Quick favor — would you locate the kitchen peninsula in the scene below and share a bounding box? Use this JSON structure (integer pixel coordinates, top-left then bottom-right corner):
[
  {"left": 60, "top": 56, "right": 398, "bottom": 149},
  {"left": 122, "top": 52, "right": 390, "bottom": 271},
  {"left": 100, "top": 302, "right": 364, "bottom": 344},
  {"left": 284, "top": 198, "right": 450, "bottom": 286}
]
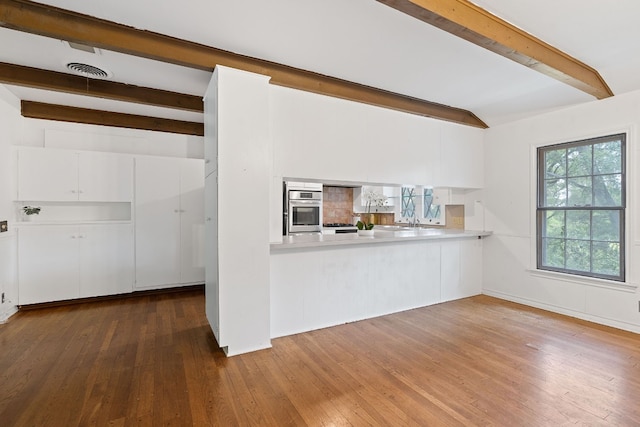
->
[
  {"left": 271, "top": 228, "right": 489, "bottom": 338},
  {"left": 204, "top": 66, "right": 486, "bottom": 356}
]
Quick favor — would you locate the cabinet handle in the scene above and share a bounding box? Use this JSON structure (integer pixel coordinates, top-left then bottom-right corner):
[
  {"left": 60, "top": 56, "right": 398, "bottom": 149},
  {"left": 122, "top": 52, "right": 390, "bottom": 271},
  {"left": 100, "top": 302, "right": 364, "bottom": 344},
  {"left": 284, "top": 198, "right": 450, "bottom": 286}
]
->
[
  {"left": 78, "top": 235, "right": 85, "bottom": 239},
  {"left": 78, "top": 190, "right": 84, "bottom": 194},
  {"left": 71, "top": 235, "right": 76, "bottom": 239},
  {"left": 174, "top": 209, "right": 179, "bottom": 213},
  {"left": 71, "top": 190, "right": 77, "bottom": 194},
  {"left": 205, "top": 159, "right": 211, "bottom": 164}
]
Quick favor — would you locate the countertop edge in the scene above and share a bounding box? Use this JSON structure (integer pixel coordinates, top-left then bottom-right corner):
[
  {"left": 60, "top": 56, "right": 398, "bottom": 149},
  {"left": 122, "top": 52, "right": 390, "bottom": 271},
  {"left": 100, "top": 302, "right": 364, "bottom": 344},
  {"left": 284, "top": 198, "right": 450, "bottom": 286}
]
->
[{"left": 270, "top": 230, "right": 492, "bottom": 250}]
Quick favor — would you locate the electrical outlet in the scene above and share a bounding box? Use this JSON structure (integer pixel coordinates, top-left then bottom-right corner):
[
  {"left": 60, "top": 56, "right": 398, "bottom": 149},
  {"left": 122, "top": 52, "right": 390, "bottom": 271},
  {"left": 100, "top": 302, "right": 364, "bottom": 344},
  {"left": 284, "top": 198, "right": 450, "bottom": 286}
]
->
[{"left": 0, "top": 220, "right": 7, "bottom": 233}]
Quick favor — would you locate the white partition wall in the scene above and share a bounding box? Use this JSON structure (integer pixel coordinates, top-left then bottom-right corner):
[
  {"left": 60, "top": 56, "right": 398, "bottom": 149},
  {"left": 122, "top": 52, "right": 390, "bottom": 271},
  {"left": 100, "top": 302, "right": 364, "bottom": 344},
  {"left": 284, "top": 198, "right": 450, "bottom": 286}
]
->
[
  {"left": 204, "top": 67, "right": 272, "bottom": 356},
  {"left": 268, "top": 85, "right": 484, "bottom": 241}
]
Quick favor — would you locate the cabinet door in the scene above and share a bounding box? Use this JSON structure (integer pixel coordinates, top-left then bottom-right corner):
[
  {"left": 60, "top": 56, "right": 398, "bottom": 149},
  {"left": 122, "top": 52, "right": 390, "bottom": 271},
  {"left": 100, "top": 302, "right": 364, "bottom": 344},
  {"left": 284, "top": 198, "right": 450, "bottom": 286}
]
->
[
  {"left": 204, "top": 173, "right": 219, "bottom": 338},
  {"left": 179, "top": 159, "right": 205, "bottom": 284},
  {"left": 134, "top": 156, "right": 181, "bottom": 289},
  {"left": 440, "top": 239, "right": 482, "bottom": 302},
  {"left": 18, "top": 226, "right": 79, "bottom": 304},
  {"left": 438, "top": 126, "right": 484, "bottom": 189},
  {"left": 79, "top": 224, "right": 134, "bottom": 298},
  {"left": 204, "top": 77, "right": 218, "bottom": 179},
  {"left": 17, "top": 149, "right": 78, "bottom": 201},
  {"left": 440, "top": 240, "right": 461, "bottom": 303},
  {"left": 459, "top": 238, "right": 483, "bottom": 298},
  {"left": 79, "top": 152, "right": 133, "bottom": 202}
]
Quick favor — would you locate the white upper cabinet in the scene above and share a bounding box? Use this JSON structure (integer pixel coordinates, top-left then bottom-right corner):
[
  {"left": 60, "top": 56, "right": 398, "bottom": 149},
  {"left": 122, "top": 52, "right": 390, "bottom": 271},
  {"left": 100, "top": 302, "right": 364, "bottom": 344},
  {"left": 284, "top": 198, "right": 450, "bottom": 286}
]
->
[
  {"left": 17, "top": 148, "right": 133, "bottom": 202},
  {"left": 437, "top": 125, "right": 484, "bottom": 189},
  {"left": 78, "top": 151, "right": 133, "bottom": 202},
  {"left": 17, "top": 148, "right": 78, "bottom": 201}
]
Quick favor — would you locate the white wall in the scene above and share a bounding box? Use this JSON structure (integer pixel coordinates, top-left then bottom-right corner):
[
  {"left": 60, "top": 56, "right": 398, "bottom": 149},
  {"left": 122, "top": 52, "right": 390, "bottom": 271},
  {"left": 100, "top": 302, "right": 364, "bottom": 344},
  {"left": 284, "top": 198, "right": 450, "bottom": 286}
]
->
[
  {"left": 268, "top": 85, "right": 485, "bottom": 241},
  {"left": 0, "top": 86, "right": 21, "bottom": 321},
  {"left": 270, "top": 85, "right": 483, "bottom": 188},
  {"left": 16, "top": 119, "right": 204, "bottom": 159},
  {"left": 483, "top": 89, "right": 640, "bottom": 332}
]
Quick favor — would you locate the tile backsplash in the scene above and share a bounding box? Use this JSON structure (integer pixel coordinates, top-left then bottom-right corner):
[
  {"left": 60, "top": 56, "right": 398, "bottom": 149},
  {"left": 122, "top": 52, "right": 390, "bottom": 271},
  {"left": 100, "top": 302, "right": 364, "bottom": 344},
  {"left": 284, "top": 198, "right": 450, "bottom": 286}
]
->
[{"left": 323, "top": 186, "right": 354, "bottom": 224}]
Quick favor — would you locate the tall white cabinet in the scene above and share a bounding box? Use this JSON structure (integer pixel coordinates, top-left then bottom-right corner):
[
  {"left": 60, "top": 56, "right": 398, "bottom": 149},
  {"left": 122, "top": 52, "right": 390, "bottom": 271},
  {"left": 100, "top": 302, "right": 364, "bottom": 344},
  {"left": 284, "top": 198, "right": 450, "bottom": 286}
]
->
[
  {"left": 15, "top": 147, "right": 135, "bottom": 305},
  {"left": 134, "top": 156, "right": 204, "bottom": 290},
  {"left": 15, "top": 147, "right": 205, "bottom": 306},
  {"left": 204, "top": 66, "right": 272, "bottom": 356}
]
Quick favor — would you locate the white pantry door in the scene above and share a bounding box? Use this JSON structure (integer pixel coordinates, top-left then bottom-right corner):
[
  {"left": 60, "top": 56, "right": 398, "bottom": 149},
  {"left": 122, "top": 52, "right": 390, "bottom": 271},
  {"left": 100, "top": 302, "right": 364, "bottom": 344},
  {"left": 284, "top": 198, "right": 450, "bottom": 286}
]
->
[
  {"left": 179, "top": 158, "right": 205, "bottom": 284},
  {"left": 134, "top": 156, "right": 181, "bottom": 289}
]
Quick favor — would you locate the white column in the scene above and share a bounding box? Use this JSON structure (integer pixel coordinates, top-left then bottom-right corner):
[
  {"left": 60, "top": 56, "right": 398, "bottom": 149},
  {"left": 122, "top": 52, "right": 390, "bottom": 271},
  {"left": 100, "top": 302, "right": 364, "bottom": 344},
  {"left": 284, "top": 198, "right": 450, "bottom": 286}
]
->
[{"left": 205, "top": 66, "right": 272, "bottom": 356}]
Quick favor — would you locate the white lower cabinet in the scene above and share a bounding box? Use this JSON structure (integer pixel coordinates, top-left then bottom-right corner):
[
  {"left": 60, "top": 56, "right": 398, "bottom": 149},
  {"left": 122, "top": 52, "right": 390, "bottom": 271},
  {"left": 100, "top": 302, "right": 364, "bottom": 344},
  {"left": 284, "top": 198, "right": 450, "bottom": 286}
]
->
[
  {"left": 78, "top": 225, "right": 134, "bottom": 298},
  {"left": 18, "top": 224, "right": 133, "bottom": 305}
]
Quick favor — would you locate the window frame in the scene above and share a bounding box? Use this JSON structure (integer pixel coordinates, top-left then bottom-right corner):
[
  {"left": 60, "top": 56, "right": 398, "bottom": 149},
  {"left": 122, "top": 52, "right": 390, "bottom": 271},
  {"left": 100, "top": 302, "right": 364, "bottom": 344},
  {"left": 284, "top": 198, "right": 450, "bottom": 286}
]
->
[
  {"left": 400, "top": 186, "right": 416, "bottom": 219},
  {"left": 536, "top": 133, "right": 626, "bottom": 282}
]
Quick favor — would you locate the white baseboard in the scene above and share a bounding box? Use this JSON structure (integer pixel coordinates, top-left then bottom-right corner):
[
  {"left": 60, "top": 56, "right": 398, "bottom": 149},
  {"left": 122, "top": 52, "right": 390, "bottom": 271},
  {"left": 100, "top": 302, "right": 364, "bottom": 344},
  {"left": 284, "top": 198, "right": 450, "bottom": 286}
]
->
[
  {"left": 0, "top": 305, "right": 19, "bottom": 324},
  {"left": 483, "top": 289, "right": 640, "bottom": 335}
]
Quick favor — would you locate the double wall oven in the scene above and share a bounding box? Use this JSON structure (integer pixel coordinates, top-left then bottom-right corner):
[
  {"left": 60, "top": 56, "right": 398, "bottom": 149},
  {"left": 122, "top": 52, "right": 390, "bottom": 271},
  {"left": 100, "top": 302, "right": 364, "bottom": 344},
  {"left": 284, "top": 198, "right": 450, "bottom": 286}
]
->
[{"left": 284, "top": 182, "right": 323, "bottom": 235}]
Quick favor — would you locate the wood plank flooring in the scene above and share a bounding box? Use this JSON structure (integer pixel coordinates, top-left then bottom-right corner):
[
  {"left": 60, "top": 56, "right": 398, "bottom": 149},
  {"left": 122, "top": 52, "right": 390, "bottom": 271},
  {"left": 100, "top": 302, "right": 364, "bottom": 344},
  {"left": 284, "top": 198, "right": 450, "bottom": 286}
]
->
[{"left": 1, "top": 290, "right": 639, "bottom": 426}]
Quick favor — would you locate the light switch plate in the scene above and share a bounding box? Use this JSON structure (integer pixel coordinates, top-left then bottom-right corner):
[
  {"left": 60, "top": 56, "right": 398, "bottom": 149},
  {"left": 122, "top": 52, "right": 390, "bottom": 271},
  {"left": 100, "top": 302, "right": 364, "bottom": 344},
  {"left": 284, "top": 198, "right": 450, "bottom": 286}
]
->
[{"left": 0, "top": 221, "right": 7, "bottom": 233}]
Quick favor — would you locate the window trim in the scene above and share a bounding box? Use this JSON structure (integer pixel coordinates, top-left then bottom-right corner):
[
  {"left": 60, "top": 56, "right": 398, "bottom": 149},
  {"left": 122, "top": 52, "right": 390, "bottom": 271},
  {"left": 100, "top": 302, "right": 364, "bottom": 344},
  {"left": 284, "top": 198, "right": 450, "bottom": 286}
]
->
[{"left": 536, "top": 133, "right": 626, "bottom": 282}]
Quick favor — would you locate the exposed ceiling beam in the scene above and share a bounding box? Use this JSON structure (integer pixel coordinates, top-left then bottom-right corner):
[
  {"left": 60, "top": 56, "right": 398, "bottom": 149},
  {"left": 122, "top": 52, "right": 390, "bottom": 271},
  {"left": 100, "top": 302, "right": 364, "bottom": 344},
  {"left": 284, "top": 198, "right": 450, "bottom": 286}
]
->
[
  {"left": 0, "top": 62, "right": 203, "bottom": 112},
  {"left": 21, "top": 101, "right": 204, "bottom": 136},
  {"left": 377, "top": 0, "right": 613, "bottom": 99},
  {"left": 0, "top": 0, "right": 487, "bottom": 128}
]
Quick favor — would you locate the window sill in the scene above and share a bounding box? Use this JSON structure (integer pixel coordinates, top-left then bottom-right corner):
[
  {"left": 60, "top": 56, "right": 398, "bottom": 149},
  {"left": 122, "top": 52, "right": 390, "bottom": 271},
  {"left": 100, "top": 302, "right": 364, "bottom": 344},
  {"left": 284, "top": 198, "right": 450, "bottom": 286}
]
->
[{"left": 528, "top": 269, "right": 637, "bottom": 293}]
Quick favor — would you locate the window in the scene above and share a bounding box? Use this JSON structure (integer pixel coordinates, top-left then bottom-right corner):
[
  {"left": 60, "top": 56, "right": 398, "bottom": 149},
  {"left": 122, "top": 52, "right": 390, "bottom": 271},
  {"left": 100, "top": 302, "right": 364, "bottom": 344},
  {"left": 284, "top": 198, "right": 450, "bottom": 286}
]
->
[
  {"left": 537, "top": 134, "right": 625, "bottom": 281},
  {"left": 423, "top": 187, "right": 441, "bottom": 220},
  {"left": 401, "top": 187, "right": 416, "bottom": 218}
]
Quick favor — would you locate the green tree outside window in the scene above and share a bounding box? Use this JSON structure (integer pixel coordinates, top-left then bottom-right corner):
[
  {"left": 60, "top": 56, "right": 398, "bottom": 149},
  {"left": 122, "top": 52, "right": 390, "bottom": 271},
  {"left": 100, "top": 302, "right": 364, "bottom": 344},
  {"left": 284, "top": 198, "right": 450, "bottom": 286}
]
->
[{"left": 537, "top": 134, "right": 625, "bottom": 281}]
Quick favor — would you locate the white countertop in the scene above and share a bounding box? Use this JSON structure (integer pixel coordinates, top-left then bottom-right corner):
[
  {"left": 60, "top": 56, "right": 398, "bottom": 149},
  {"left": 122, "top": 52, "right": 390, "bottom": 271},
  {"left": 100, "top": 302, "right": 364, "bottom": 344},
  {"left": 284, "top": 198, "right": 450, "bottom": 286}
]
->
[{"left": 271, "top": 228, "right": 491, "bottom": 250}]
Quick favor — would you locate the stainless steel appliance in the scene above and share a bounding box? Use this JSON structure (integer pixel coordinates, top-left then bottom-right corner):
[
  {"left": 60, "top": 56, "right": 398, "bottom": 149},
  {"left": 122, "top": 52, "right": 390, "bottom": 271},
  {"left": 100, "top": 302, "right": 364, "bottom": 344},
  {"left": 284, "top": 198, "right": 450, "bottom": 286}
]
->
[
  {"left": 285, "top": 186, "right": 323, "bottom": 234},
  {"left": 323, "top": 223, "right": 358, "bottom": 233}
]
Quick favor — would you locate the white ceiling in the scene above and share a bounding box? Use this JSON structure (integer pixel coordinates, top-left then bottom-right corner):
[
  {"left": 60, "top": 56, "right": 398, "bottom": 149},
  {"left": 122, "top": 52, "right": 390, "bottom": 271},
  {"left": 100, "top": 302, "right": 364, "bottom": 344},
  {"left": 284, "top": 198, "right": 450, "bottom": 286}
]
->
[{"left": 2, "top": 0, "right": 640, "bottom": 127}]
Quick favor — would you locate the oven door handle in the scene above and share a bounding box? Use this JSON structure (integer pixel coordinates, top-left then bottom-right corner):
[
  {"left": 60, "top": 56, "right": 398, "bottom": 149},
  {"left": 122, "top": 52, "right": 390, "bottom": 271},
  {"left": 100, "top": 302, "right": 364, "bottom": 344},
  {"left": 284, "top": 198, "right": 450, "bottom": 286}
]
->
[{"left": 289, "top": 200, "right": 321, "bottom": 206}]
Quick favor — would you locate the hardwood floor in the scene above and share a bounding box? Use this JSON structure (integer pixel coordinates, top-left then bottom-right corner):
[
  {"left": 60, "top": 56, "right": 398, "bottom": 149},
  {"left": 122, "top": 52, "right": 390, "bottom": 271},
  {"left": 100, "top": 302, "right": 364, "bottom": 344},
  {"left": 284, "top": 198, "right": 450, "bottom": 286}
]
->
[{"left": 1, "top": 290, "right": 639, "bottom": 426}]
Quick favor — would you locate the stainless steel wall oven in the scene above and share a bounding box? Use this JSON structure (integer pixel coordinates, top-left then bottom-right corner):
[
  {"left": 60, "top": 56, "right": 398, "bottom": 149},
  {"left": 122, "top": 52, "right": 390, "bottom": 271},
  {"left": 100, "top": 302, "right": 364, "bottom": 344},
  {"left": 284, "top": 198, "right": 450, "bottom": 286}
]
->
[{"left": 284, "top": 182, "right": 323, "bottom": 234}]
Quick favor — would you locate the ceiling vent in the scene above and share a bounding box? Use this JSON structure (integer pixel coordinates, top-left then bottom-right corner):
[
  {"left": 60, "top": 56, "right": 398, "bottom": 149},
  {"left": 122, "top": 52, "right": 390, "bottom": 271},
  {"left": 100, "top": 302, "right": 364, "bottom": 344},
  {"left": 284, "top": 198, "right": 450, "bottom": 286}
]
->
[
  {"left": 66, "top": 62, "right": 110, "bottom": 79},
  {"left": 67, "top": 42, "right": 97, "bottom": 54}
]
